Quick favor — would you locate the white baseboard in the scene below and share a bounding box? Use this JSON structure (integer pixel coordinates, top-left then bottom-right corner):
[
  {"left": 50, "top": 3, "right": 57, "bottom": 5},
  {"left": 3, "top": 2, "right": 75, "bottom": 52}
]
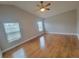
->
[
  {"left": 2, "top": 33, "right": 44, "bottom": 53},
  {"left": 47, "top": 32, "right": 77, "bottom": 36},
  {"left": 47, "top": 32, "right": 79, "bottom": 39}
]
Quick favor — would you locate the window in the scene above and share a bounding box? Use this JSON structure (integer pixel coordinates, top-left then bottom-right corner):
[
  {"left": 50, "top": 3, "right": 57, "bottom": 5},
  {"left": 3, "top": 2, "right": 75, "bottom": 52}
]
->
[
  {"left": 3, "top": 23, "right": 21, "bottom": 43},
  {"left": 37, "top": 21, "right": 43, "bottom": 31}
]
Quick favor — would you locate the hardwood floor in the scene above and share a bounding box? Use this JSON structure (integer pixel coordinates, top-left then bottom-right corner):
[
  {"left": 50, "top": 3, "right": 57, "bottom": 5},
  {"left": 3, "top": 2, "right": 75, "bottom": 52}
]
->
[{"left": 3, "top": 33, "right": 79, "bottom": 58}]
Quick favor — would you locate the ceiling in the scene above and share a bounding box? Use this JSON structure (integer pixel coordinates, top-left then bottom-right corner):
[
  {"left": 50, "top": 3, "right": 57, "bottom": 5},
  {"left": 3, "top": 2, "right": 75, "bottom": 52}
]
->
[{"left": 0, "top": 1, "right": 79, "bottom": 18}]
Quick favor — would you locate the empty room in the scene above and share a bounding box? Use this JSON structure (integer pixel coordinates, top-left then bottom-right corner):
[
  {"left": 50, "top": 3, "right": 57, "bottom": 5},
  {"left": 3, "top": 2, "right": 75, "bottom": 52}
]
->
[{"left": 0, "top": 1, "right": 79, "bottom": 58}]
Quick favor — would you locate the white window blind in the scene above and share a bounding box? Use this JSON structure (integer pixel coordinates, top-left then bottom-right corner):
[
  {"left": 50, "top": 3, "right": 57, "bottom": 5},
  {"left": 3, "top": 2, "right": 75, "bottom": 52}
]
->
[{"left": 3, "top": 23, "right": 21, "bottom": 43}]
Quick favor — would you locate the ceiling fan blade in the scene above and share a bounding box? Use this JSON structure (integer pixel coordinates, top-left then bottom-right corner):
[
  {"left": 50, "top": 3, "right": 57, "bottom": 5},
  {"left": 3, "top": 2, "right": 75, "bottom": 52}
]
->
[
  {"left": 40, "top": 1, "right": 44, "bottom": 7},
  {"left": 46, "top": 8, "right": 50, "bottom": 10},
  {"left": 45, "top": 3, "right": 51, "bottom": 7},
  {"left": 40, "top": 1, "right": 43, "bottom": 4}
]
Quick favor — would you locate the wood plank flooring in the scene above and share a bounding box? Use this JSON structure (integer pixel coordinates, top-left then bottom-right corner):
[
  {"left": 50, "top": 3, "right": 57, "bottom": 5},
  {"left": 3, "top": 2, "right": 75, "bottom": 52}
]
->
[{"left": 3, "top": 33, "right": 79, "bottom": 58}]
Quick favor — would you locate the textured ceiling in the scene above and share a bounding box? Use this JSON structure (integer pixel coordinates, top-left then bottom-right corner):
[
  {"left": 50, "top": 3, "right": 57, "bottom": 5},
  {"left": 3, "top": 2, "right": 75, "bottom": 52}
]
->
[{"left": 0, "top": 1, "right": 79, "bottom": 18}]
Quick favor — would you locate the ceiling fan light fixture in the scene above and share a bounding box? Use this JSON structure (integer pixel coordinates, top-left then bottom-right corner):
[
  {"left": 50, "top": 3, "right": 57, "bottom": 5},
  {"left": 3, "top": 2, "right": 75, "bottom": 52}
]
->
[
  {"left": 40, "top": 8, "right": 45, "bottom": 12},
  {"left": 37, "top": 1, "right": 51, "bottom": 12}
]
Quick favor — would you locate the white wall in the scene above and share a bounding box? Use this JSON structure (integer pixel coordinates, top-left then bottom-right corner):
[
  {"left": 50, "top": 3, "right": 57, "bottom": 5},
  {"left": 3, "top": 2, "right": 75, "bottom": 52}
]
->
[
  {"left": 0, "top": 5, "right": 43, "bottom": 51},
  {"left": 45, "top": 10, "right": 77, "bottom": 34},
  {"left": 77, "top": 4, "right": 79, "bottom": 38}
]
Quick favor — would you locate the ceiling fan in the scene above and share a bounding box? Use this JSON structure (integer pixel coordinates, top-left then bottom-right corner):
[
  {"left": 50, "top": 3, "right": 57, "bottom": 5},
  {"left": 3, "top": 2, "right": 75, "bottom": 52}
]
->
[{"left": 37, "top": 1, "right": 51, "bottom": 12}]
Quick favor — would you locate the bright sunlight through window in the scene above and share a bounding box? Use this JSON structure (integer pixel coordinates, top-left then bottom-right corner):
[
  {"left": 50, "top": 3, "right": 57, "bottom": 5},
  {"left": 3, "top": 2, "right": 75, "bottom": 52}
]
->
[
  {"left": 37, "top": 21, "right": 43, "bottom": 32},
  {"left": 39, "top": 36, "right": 45, "bottom": 49},
  {"left": 3, "top": 23, "right": 21, "bottom": 43}
]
